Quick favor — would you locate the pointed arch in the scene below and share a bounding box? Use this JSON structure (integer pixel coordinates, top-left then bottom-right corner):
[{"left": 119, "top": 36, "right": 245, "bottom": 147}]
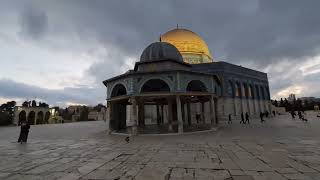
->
[
  {"left": 186, "top": 80, "right": 207, "bottom": 92},
  {"left": 111, "top": 84, "right": 127, "bottom": 97},
  {"left": 141, "top": 79, "right": 170, "bottom": 92}
]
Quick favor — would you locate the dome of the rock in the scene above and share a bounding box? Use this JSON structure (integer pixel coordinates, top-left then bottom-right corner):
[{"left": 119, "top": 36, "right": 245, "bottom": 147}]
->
[{"left": 161, "top": 28, "right": 213, "bottom": 64}]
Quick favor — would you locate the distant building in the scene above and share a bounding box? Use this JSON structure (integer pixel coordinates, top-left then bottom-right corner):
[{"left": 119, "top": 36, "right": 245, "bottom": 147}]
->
[
  {"left": 67, "top": 105, "right": 86, "bottom": 121},
  {"left": 298, "top": 97, "right": 320, "bottom": 103},
  {"left": 288, "top": 94, "right": 296, "bottom": 102},
  {"left": 88, "top": 108, "right": 107, "bottom": 121},
  {"left": 13, "top": 106, "right": 58, "bottom": 125},
  {"left": 67, "top": 105, "right": 107, "bottom": 122}
]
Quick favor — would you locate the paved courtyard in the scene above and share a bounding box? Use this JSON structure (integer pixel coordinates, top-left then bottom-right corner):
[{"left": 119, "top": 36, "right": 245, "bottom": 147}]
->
[{"left": 1, "top": 113, "right": 320, "bottom": 180}]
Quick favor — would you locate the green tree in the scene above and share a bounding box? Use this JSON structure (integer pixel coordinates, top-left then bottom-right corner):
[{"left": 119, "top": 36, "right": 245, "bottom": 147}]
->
[
  {"left": 31, "top": 100, "right": 37, "bottom": 107},
  {"left": 22, "top": 101, "right": 29, "bottom": 107},
  {"left": 0, "top": 101, "right": 16, "bottom": 125}
]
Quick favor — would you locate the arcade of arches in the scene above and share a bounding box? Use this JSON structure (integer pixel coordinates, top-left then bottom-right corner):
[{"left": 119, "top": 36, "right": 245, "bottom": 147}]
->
[
  {"left": 108, "top": 79, "right": 218, "bottom": 134},
  {"left": 15, "top": 107, "right": 51, "bottom": 125}
]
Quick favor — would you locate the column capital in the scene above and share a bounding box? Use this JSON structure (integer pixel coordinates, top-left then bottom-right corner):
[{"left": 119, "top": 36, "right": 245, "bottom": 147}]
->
[{"left": 128, "top": 97, "right": 137, "bottom": 104}]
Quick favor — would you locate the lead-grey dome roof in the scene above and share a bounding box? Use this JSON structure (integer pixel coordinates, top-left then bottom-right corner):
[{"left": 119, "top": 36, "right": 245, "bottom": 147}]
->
[{"left": 140, "top": 42, "right": 183, "bottom": 62}]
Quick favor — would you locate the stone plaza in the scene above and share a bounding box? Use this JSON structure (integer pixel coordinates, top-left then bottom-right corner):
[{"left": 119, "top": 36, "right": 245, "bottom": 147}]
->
[{"left": 0, "top": 113, "right": 320, "bottom": 180}]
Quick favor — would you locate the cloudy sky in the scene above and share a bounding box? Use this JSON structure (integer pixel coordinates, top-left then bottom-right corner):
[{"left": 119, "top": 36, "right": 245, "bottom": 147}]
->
[{"left": 0, "top": 0, "right": 320, "bottom": 107}]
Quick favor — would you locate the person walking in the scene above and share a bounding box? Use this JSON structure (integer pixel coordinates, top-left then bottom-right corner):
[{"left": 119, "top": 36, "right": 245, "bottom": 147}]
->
[
  {"left": 228, "top": 114, "right": 232, "bottom": 124},
  {"left": 245, "top": 112, "right": 250, "bottom": 124},
  {"left": 290, "top": 111, "right": 296, "bottom": 119},
  {"left": 21, "top": 122, "right": 30, "bottom": 143},
  {"left": 240, "top": 112, "right": 245, "bottom": 124},
  {"left": 298, "top": 111, "right": 302, "bottom": 120},
  {"left": 196, "top": 113, "right": 200, "bottom": 124},
  {"left": 17, "top": 121, "right": 26, "bottom": 143},
  {"left": 260, "top": 112, "right": 265, "bottom": 123}
]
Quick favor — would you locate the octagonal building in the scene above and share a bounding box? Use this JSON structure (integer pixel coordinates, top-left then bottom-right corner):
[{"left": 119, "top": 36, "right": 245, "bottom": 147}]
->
[{"left": 103, "top": 28, "right": 271, "bottom": 135}]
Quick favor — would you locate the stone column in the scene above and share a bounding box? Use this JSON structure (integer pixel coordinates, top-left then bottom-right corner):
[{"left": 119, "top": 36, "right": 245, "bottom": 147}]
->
[
  {"left": 156, "top": 105, "right": 160, "bottom": 125},
  {"left": 252, "top": 97, "right": 256, "bottom": 115},
  {"left": 210, "top": 95, "right": 216, "bottom": 127},
  {"left": 138, "top": 98, "right": 145, "bottom": 127},
  {"left": 201, "top": 101, "right": 205, "bottom": 124},
  {"left": 176, "top": 95, "right": 183, "bottom": 134},
  {"left": 214, "top": 97, "right": 218, "bottom": 126},
  {"left": 168, "top": 98, "right": 173, "bottom": 132},
  {"left": 129, "top": 98, "right": 138, "bottom": 135},
  {"left": 161, "top": 105, "right": 164, "bottom": 124},
  {"left": 187, "top": 102, "right": 191, "bottom": 126},
  {"left": 34, "top": 113, "right": 38, "bottom": 125},
  {"left": 181, "top": 102, "right": 185, "bottom": 123},
  {"left": 106, "top": 101, "right": 112, "bottom": 132}
]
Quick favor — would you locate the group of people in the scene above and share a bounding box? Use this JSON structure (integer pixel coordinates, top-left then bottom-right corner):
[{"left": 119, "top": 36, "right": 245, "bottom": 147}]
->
[
  {"left": 17, "top": 121, "right": 31, "bottom": 144},
  {"left": 290, "top": 110, "right": 308, "bottom": 122},
  {"left": 228, "top": 110, "right": 272, "bottom": 124}
]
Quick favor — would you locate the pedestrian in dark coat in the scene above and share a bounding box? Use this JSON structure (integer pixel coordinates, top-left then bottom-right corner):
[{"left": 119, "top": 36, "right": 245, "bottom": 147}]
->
[
  {"left": 260, "top": 112, "right": 265, "bottom": 123},
  {"left": 240, "top": 113, "right": 245, "bottom": 124},
  {"left": 298, "top": 111, "right": 302, "bottom": 119},
  {"left": 17, "top": 121, "right": 26, "bottom": 143},
  {"left": 18, "top": 122, "right": 30, "bottom": 144},
  {"left": 228, "top": 114, "right": 232, "bottom": 124},
  {"left": 245, "top": 112, "right": 250, "bottom": 124}
]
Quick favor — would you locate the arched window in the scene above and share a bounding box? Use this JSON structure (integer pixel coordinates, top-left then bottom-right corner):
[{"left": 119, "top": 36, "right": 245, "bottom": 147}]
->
[
  {"left": 235, "top": 82, "right": 241, "bottom": 97},
  {"left": 227, "top": 81, "right": 234, "bottom": 97},
  {"left": 28, "top": 111, "right": 35, "bottom": 125},
  {"left": 255, "top": 85, "right": 260, "bottom": 99},
  {"left": 45, "top": 112, "right": 50, "bottom": 124},
  {"left": 18, "top": 111, "right": 27, "bottom": 124},
  {"left": 37, "top": 111, "right": 44, "bottom": 124},
  {"left": 186, "top": 80, "right": 207, "bottom": 92},
  {"left": 111, "top": 84, "right": 127, "bottom": 97},
  {"left": 260, "top": 86, "right": 265, "bottom": 100},
  {"left": 141, "top": 79, "right": 170, "bottom": 92},
  {"left": 243, "top": 83, "right": 249, "bottom": 98}
]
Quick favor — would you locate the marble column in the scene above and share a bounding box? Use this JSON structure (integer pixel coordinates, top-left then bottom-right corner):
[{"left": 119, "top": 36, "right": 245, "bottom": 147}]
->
[
  {"left": 201, "top": 101, "right": 205, "bottom": 124},
  {"left": 106, "top": 101, "right": 112, "bottom": 133},
  {"left": 176, "top": 95, "right": 183, "bottom": 134},
  {"left": 168, "top": 98, "right": 173, "bottom": 132},
  {"left": 129, "top": 97, "right": 138, "bottom": 135},
  {"left": 161, "top": 105, "right": 164, "bottom": 124},
  {"left": 138, "top": 98, "right": 145, "bottom": 127},
  {"left": 156, "top": 105, "right": 160, "bottom": 125},
  {"left": 34, "top": 113, "right": 38, "bottom": 125},
  {"left": 210, "top": 95, "right": 216, "bottom": 127},
  {"left": 187, "top": 102, "right": 191, "bottom": 126},
  {"left": 213, "top": 97, "right": 218, "bottom": 126}
]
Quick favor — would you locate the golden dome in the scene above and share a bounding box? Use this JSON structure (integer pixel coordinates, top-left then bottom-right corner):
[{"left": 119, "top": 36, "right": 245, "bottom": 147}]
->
[{"left": 161, "top": 28, "right": 213, "bottom": 64}]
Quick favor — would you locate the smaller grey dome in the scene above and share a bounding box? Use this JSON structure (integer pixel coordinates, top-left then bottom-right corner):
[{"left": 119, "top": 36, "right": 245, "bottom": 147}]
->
[{"left": 140, "top": 42, "right": 183, "bottom": 62}]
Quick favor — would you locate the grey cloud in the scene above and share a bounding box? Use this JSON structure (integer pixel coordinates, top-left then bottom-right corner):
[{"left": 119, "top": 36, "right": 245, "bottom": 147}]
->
[
  {"left": 0, "top": 79, "right": 105, "bottom": 106},
  {"left": 6, "top": 0, "right": 320, "bottom": 64},
  {"left": 1, "top": 0, "right": 320, "bottom": 103},
  {"left": 62, "top": 0, "right": 320, "bottom": 66},
  {"left": 19, "top": 3, "right": 48, "bottom": 40}
]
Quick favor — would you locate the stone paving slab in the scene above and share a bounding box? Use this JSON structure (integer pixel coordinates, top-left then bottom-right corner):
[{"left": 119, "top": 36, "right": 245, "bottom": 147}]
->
[{"left": 0, "top": 114, "right": 320, "bottom": 179}]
